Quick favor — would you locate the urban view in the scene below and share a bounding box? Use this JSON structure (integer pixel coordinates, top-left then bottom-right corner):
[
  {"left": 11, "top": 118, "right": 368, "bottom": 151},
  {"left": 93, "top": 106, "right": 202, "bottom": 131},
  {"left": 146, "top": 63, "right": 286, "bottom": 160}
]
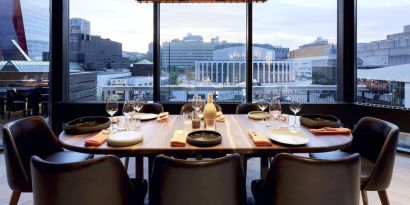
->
[{"left": 1, "top": 0, "right": 410, "bottom": 115}]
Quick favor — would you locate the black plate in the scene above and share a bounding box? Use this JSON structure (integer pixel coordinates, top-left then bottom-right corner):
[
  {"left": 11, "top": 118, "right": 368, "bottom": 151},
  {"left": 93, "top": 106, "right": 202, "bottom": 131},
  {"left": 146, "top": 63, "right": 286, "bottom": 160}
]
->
[
  {"left": 299, "top": 114, "right": 342, "bottom": 128},
  {"left": 187, "top": 130, "right": 222, "bottom": 147},
  {"left": 64, "top": 116, "right": 111, "bottom": 135}
]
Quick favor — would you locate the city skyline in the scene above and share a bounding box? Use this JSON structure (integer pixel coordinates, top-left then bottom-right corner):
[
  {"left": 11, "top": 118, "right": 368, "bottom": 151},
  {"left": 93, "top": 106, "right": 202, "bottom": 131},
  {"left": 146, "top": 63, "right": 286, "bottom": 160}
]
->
[{"left": 69, "top": 0, "right": 410, "bottom": 53}]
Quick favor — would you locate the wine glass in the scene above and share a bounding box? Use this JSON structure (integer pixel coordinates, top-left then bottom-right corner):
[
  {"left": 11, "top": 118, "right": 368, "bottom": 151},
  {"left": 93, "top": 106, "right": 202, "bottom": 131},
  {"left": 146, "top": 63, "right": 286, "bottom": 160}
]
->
[
  {"left": 106, "top": 98, "right": 118, "bottom": 131},
  {"left": 290, "top": 101, "right": 302, "bottom": 127},
  {"left": 270, "top": 100, "right": 282, "bottom": 129},
  {"left": 192, "top": 95, "right": 201, "bottom": 112},
  {"left": 257, "top": 96, "right": 269, "bottom": 124},
  {"left": 123, "top": 100, "right": 135, "bottom": 130},
  {"left": 133, "top": 95, "right": 144, "bottom": 114}
]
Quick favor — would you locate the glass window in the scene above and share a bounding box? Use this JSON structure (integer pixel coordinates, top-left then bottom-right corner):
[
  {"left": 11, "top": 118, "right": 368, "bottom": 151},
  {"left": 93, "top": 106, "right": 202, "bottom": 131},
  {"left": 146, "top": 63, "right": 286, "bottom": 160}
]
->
[
  {"left": 253, "top": 0, "right": 338, "bottom": 103},
  {"left": 160, "top": 4, "right": 247, "bottom": 103},
  {"left": 357, "top": 0, "right": 410, "bottom": 151},
  {"left": 0, "top": 0, "right": 50, "bottom": 148},
  {"left": 69, "top": 0, "right": 153, "bottom": 102}
]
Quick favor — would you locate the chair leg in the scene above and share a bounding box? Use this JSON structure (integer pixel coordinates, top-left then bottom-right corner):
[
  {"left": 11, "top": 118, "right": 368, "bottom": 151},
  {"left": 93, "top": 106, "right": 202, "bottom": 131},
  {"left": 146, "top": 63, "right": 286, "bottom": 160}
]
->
[
  {"left": 378, "top": 190, "right": 390, "bottom": 205},
  {"left": 9, "top": 191, "right": 21, "bottom": 205},
  {"left": 361, "top": 190, "right": 368, "bottom": 205}
]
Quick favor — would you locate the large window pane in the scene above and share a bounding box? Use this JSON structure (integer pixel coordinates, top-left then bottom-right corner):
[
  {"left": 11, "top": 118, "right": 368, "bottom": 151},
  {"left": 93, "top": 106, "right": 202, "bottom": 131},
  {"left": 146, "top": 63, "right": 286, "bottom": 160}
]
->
[
  {"left": 357, "top": 0, "right": 410, "bottom": 151},
  {"left": 160, "top": 4, "right": 246, "bottom": 103},
  {"left": 69, "top": 0, "right": 153, "bottom": 102},
  {"left": 253, "top": 0, "right": 337, "bottom": 103}
]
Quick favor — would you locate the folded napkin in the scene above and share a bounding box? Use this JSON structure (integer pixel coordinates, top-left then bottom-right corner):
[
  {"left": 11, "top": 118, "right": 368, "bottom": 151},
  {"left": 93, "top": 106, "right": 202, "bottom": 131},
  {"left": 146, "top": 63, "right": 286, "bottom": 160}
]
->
[
  {"left": 216, "top": 111, "right": 225, "bottom": 122},
  {"left": 84, "top": 130, "right": 115, "bottom": 146},
  {"left": 310, "top": 127, "right": 351, "bottom": 135},
  {"left": 157, "top": 112, "right": 169, "bottom": 122},
  {"left": 170, "top": 130, "right": 187, "bottom": 147},
  {"left": 248, "top": 129, "right": 273, "bottom": 147}
]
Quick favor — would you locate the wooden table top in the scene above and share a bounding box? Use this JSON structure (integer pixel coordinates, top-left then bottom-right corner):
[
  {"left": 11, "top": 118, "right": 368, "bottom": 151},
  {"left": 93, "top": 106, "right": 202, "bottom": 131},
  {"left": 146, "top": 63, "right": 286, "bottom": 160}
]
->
[{"left": 59, "top": 114, "right": 353, "bottom": 156}]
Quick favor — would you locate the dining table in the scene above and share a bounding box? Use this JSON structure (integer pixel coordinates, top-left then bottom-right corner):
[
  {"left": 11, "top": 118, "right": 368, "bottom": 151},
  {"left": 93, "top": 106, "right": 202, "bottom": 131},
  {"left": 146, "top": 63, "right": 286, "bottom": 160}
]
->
[{"left": 59, "top": 114, "right": 353, "bottom": 179}]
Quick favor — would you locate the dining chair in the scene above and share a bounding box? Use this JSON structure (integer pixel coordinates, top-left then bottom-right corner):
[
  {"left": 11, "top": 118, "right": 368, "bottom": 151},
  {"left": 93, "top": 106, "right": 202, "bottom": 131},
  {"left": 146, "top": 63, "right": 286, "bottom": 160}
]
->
[
  {"left": 236, "top": 103, "right": 260, "bottom": 114},
  {"left": 252, "top": 153, "right": 361, "bottom": 205},
  {"left": 2, "top": 116, "right": 92, "bottom": 205},
  {"left": 310, "top": 117, "right": 399, "bottom": 205},
  {"left": 140, "top": 103, "right": 163, "bottom": 114},
  {"left": 31, "top": 155, "right": 147, "bottom": 205},
  {"left": 180, "top": 103, "right": 222, "bottom": 114},
  {"left": 150, "top": 154, "right": 247, "bottom": 205}
]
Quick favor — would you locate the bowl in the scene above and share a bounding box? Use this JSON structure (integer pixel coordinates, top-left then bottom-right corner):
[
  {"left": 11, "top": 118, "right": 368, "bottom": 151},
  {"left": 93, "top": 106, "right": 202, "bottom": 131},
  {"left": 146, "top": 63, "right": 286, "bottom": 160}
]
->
[
  {"left": 64, "top": 116, "right": 111, "bottom": 135},
  {"left": 299, "top": 114, "right": 342, "bottom": 128}
]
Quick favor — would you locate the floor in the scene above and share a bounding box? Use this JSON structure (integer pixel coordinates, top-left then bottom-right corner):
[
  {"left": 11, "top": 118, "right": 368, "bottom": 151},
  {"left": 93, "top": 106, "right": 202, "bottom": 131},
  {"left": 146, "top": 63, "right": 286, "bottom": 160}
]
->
[{"left": 1, "top": 152, "right": 410, "bottom": 205}]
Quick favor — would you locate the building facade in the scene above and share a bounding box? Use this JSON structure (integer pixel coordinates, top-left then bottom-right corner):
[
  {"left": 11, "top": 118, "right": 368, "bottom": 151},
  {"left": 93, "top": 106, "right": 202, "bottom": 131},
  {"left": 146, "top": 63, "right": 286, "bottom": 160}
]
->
[
  {"left": 290, "top": 37, "right": 334, "bottom": 59},
  {"left": 0, "top": 0, "right": 49, "bottom": 61},
  {"left": 70, "top": 18, "right": 91, "bottom": 35}
]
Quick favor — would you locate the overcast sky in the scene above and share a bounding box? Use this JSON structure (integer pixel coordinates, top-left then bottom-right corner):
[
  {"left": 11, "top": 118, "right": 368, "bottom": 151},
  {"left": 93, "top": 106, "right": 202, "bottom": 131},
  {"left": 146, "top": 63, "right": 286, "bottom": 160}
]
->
[{"left": 70, "top": 0, "right": 410, "bottom": 53}]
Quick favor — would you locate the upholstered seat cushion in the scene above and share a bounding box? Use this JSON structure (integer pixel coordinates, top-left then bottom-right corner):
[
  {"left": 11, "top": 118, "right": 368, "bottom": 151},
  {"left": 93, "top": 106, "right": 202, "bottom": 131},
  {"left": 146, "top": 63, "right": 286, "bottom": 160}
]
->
[
  {"left": 310, "top": 151, "right": 375, "bottom": 186},
  {"left": 42, "top": 151, "right": 92, "bottom": 163}
]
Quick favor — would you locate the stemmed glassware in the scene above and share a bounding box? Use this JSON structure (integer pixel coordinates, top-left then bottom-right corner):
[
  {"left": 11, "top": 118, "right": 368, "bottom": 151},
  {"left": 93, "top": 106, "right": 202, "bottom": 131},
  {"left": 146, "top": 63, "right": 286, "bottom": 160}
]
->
[
  {"left": 122, "top": 100, "right": 135, "bottom": 130},
  {"left": 270, "top": 99, "right": 282, "bottom": 129},
  {"left": 106, "top": 97, "right": 118, "bottom": 131},
  {"left": 290, "top": 101, "right": 302, "bottom": 127},
  {"left": 192, "top": 95, "right": 202, "bottom": 112},
  {"left": 133, "top": 95, "right": 144, "bottom": 114},
  {"left": 257, "top": 95, "right": 269, "bottom": 124}
]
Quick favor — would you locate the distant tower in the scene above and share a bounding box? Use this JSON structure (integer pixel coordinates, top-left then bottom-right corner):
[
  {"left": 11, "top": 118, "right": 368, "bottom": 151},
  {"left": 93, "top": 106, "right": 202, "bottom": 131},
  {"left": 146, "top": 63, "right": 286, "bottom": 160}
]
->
[{"left": 70, "top": 18, "right": 91, "bottom": 35}]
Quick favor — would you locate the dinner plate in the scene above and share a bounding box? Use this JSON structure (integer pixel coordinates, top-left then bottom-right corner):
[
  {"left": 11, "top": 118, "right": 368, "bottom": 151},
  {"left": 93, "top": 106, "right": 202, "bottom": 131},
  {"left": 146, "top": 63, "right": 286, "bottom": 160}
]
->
[
  {"left": 248, "top": 111, "right": 269, "bottom": 120},
  {"left": 267, "top": 128, "right": 309, "bottom": 146},
  {"left": 139, "top": 113, "right": 158, "bottom": 121}
]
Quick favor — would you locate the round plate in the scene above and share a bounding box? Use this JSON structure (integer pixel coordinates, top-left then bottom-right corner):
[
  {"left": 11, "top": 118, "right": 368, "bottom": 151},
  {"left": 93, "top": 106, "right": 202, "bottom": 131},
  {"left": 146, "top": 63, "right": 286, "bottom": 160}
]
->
[
  {"left": 107, "top": 131, "right": 143, "bottom": 147},
  {"left": 139, "top": 113, "right": 158, "bottom": 121},
  {"left": 187, "top": 130, "right": 222, "bottom": 147},
  {"left": 299, "top": 114, "right": 341, "bottom": 128},
  {"left": 248, "top": 111, "right": 269, "bottom": 120},
  {"left": 64, "top": 116, "right": 110, "bottom": 135},
  {"left": 267, "top": 128, "right": 309, "bottom": 146}
]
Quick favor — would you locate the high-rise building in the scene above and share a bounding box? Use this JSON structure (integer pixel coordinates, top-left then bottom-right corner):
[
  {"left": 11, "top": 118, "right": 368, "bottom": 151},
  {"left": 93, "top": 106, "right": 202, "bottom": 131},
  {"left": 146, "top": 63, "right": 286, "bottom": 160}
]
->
[
  {"left": 70, "top": 18, "right": 91, "bottom": 35},
  {"left": 0, "top": 0, "right": 49, "bottom": 61}
]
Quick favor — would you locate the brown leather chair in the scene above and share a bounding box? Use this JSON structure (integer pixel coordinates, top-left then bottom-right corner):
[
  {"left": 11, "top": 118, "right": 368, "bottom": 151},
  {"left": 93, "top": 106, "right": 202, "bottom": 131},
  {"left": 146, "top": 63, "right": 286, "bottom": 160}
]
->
[
  {"left": 31, "top": 155, "right": 147, "bottom": 205},
  {"left": 2, "top": 116, "right": 92, "bottom": 205},
  {"left": 180, "top": 103, "right": 222, "bottom": 114},
  {"left": 236, "top": 103, "right": 260, "bottom": 114},
  {"left": 310, "top": 117, "right": 400, "bottom": 205},
  {"left": 140, "top": 103, "right": 163, "bottom": 114},
  {"left": 150, "top": 154, "right": 247, "bottom": 205},
  {"left": 252, "top": 153, "right": 361, "bottom": 205}
]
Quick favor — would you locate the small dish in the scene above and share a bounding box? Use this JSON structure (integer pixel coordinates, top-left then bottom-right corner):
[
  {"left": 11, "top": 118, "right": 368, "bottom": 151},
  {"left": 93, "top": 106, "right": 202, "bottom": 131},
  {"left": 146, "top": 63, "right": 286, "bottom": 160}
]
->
[
  {"left": 248, "top": 111, "right": 269, "bottom": 120},
  {"left": 64, "top": 116, "right": 110, "bottom": 135},
  {"left": 187, "top": 130, "right": 222, "bottom": 147},
  {"left": 139, "top": 113, "right": 159, "bottom": 121}
]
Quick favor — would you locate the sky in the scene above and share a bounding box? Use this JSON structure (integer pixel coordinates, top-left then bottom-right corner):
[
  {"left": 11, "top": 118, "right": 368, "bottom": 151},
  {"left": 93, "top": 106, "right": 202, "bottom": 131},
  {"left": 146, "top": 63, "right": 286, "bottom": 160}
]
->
[{"left": 69, "top": 0, "right": 410, "bottom": 53}]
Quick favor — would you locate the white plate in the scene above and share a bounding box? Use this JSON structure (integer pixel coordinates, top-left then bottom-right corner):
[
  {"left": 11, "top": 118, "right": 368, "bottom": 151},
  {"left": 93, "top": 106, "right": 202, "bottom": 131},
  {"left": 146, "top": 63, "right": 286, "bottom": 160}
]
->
[
  {"left": 139, "top": 113, "right": 158, "bottom": 121},
  {"left": 107, "top": 131, "right": 143, "bottom": 147},
  {"left": 267, "top": 128, "right": 309, "bottom": 145}
]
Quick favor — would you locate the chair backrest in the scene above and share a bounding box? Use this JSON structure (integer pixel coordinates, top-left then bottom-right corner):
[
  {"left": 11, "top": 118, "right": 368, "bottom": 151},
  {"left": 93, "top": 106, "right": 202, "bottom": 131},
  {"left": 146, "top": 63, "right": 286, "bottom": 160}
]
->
[
  {"left": 150, "top": 154, "right": 247, "bottom": 205},
  {"left": 257, "top": 153, "right": 360, "bottom": 205},
  {"left": 140, "top": 103, "right": 163, "bottom": 114},
  {"left": 180, "top": 103, "right": 222, "bottom": 114},
  {"left": 346, "top": 117, "right": 400, "bottom": 190},
  {"left": 31, "top": 155, "right": 141, "bottom": 205},
  {"left": 236, "top": 103, "right": 260, "bottom": 114},
  {"left": 2, "top": 116, "right": 62, "bottom": 192}
]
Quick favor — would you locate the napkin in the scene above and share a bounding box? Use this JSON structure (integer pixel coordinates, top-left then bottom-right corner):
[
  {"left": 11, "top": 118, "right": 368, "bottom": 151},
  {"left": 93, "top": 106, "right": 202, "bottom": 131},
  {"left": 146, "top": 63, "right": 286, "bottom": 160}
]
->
[
  {"left": 84, "top": 130, "right": 115, "bottom": 146},
  {"left": 157, "top": 112, "right": 169, "bottom": 122},
  {"left": 170, "top": 130, "right": 187, "bottom": 147},
  {"left": 309, "top": 127, "right": 351, "bottom": 135},
  {"left": 248, "top": 129, "right": 273, "bottom": 147}
]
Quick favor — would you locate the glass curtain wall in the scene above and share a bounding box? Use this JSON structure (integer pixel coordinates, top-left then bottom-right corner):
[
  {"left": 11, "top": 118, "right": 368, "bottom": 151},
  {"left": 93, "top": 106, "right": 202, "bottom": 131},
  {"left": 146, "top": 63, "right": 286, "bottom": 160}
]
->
[
  {"left": 69, "top": 0, "right": 153, "bottom": 102},
  {"left": 160, "top": 3, "right": 247, "bottom": 103},
  {"left": 253, "top": 0, "right": 338, "bottom": 103}
]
